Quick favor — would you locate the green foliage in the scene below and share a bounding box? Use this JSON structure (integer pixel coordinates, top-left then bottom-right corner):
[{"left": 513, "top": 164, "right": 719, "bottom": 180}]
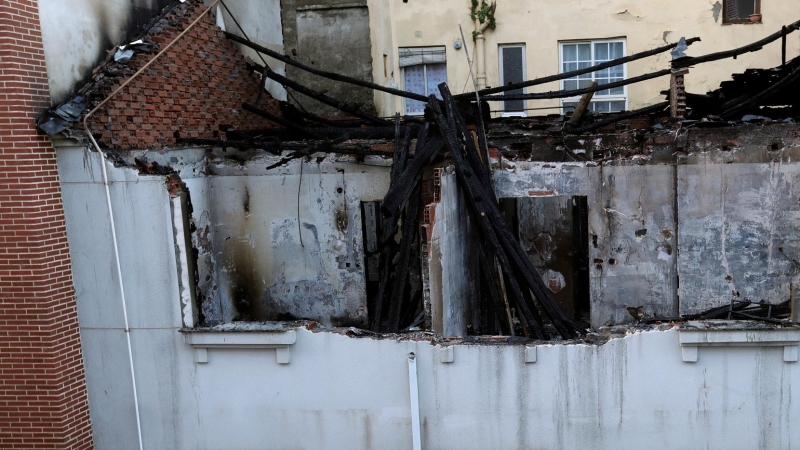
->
[{"left": 470, "top": 0, "right": 496, "bottom": 40}]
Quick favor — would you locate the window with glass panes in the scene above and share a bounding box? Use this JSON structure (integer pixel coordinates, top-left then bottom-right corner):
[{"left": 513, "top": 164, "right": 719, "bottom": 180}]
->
[{"left": 559, "top": 40, "right": 627, "bottom": 114}]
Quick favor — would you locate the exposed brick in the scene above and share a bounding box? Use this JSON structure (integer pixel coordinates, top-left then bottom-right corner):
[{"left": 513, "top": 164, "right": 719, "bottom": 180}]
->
[
  {"left": 80, "top": 0, "right": 281, "bottom": 151},
  {"left": 0, "top": 0, "right": 94, "bottom": 448}
]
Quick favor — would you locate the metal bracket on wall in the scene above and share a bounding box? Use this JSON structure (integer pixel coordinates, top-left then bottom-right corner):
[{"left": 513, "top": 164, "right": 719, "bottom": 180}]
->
[
  {"left": 438, "top": 346, "right": 454, "bottom": 363},
  {"left": 679, "top": 322, "right": 800, "bottom": 363},
  {"left": 524, "top": 345, "right": 538, "bottom": 363},
  {"left": 184, "top": 330, "right": 297, "bottom": 364}
]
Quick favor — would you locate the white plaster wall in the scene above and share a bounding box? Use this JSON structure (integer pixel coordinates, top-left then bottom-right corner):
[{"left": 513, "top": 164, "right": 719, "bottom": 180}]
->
[
  {"left": 387, "top": 0, "right": 800, "bottom": 114},
  {"left": 57, "top": 144, "right": 800, "bottom": 450}
]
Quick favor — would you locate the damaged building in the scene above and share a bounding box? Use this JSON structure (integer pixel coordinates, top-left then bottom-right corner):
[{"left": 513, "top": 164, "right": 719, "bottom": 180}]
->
[{"left": 3, "top": 0, "right": 800, "bottom": 449}]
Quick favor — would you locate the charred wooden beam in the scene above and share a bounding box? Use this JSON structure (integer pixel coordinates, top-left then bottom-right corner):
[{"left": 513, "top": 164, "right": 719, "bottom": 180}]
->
[
  {"left": 242, "top": 103, "right": 325, "bottom": 139},
  {"left": 482, "top": 69, "right": 671, "bottom": 101},
  {"left": 386, "top": 183, "right": 421, "bottom": 332},
  {"left": 477, "top": 240, "right": 512, "bottom": 336},
  {"left": 430, "top": 91, "right": 549, "bottom": 339},
  {"left": 380, "top": 135, "right": 444, "bottom": 216},
  {"left": 673, "top": 19, "right": 800, "bottom": 69},
  {"left": 720, "top": 64, "right": 800, "bottom": 119},
  {"left": 225, "top": 31, "right": 429, "bottom": 102},
  {"left": 565, "top": 101, "right": 669, "bottom": 134},
  {"left": 456, "top": 37, "right": 700, "bottom": 99},
  {"left": 568, "top": 81, "right": 598, "bottom": 126},
  {"left": 264, "top": 68, "right": 391, "bottom": 126},
  {"left": 436, "top": 84, "right": 581, "bottom": 339}
]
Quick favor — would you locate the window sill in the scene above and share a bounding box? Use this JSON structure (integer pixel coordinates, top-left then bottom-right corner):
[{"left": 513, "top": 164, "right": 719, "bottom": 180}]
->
[
  {"left": 182, "top": 324, "right": 297, "bottom": 364},
  {"left": 679, "top": 321, "right": 800, "bottom": 363},
  {"left": 721, "top": 21, "right": 762, "bottom": 25}
]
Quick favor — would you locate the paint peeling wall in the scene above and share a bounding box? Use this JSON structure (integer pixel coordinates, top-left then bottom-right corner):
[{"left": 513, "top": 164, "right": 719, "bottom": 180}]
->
[
  {"left": 495, "top": 160, "right": 678, "bottom": 326},
  {"left": 494, "top": 125, "right": 800, "bottom": 326},
  {"left": 168, "top": 150, "right": 391, "bottom": 326},
  {"left": 386, "top": 0, "right": 800, "bottom": 114},
  {"left": 679, "top": 160, "right": 800, "bottom": 313}
]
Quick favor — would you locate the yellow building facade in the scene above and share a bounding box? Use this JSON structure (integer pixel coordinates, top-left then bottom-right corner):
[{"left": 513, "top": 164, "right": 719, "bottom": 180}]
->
[{"left": 368, "top": 0, "right": 800, "bottom": 117}]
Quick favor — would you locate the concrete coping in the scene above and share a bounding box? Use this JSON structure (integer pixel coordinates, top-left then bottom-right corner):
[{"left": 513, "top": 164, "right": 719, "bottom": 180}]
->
[
  {"left": 679, "top": 320, "right": 800, "bottom": 363},
  {"left": 183, "top": 329, "right": 296, "bottom": 365}
]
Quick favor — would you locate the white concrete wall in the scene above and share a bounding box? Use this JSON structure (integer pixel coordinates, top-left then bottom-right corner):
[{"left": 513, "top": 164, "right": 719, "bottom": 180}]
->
[{"left": 58, "top": 143, "right": 800, "bottom": 449}]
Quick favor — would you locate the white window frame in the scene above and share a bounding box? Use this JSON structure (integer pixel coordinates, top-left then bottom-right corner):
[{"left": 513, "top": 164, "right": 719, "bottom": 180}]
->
[
  {"left": 558, "top": 38, "right": 628, "bottom": 114},
  {"left": 499, "top": 44, "right": 527, "bottom": 118},
  {"left": 402, "top": 64, "right": 435, "bottom": 116}
]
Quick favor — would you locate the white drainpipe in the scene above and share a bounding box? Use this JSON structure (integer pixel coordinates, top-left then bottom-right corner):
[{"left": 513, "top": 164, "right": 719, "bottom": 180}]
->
[
  {"left": 81, "top": 2, "right": 220, "bottom": 448},
  {"left": 407, "top": 352, "right": 422, "bottom": 450},
  {"left": 474, "top": 17, "right": 491, "bottom": 89}
]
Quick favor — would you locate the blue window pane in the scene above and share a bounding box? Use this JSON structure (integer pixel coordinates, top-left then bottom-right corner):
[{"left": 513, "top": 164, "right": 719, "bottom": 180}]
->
[
  {"left": 609, "top": 86, "right": 624, "bottom": 95},
  {"left": 578, "top": 44, "right": 591, "bottom": 61},
  {"left": 404, "top": 65, "right": 427, "bottom": 114},
  {"left": 563, "top": 45, "right": 577, "bottom": 62},
  {"left": 611, "top": 42, "right": 624, "bottom": 59},
  {"left": 426, "top": 63, "right": 447, "bottom": 100},
  {"left": 564, "top": 80, "right": 577, "bottom": 90},
  {"left": 610, "top": 101, "right": 625, "bottom": 112},
  {"left": 595, "top": 43, "right": 609, "bottom": 61}
]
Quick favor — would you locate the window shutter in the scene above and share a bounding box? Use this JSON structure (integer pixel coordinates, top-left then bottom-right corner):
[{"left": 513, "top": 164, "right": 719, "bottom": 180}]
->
[{"left": 398, "top": 47, "right": 446, "bottom": 68}]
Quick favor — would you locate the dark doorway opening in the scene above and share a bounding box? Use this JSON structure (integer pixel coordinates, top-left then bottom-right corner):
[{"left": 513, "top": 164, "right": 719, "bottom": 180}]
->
[{"left": 503, "top": 195, "right": 591, "bottom": 325}]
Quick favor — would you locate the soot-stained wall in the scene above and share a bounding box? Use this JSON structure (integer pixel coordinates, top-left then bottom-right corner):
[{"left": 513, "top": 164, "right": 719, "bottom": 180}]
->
[
  {"left": 149, "top": 149, "right": 393, "bottom": 327},
  {"left": 492, "top": 123, "right": 800, "bottom": 327},
  {"left": 39, "top": 0, "right": 176, "bottom": 104}
]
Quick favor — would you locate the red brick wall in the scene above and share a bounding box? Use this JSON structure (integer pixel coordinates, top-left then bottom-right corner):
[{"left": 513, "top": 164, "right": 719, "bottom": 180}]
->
[
  {"left": 85, "top": 0, "right": 281, "bottom": 151},
  {"left": 0, "top": 0, "right": 94, "bottom": 449}
]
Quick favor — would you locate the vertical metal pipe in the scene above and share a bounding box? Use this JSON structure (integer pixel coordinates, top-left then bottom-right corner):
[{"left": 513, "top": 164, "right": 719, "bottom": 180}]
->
[{"left": 407, "top": 352, "right": 422, "bottom": 450}]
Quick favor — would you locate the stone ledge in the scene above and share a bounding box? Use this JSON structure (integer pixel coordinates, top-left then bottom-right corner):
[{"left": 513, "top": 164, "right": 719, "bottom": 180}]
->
[
  {"left": 679, "top": 321, "right": 800, "bottom": 363},
  {"left": 183, "top": 330, "right": 296, "bottom": 364}
]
